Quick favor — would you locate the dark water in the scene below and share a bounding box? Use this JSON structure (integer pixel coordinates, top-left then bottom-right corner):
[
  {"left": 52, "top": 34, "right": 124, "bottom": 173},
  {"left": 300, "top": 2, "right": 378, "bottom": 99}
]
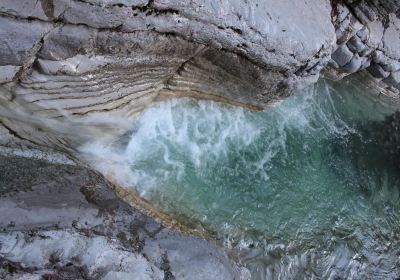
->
[{"left": 84, "top": 79, "right": 400, "bottom": 279}]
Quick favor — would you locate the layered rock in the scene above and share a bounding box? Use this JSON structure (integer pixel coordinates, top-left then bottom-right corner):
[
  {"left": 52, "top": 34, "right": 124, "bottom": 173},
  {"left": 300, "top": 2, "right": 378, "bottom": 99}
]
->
[
  {"left": 328, "top": 0, "right": 400, "bottom": 104},
  {"left": 1, "top": 1, "right": 400, "bottom": 279},
  {"left": 0, "top": 0, "right": 335, "bottom": 119}
]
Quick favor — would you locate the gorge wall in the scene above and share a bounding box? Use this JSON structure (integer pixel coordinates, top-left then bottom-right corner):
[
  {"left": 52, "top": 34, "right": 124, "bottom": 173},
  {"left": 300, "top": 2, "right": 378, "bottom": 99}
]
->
[
  {"left": 0, "top": 0, "right": 399, "bottom": 149},
  {"left": 1, "top": 0, "right": 400, "bottom": 279},
  {"left": 0, "top": 0, "right": 335, "bottom": 117}
]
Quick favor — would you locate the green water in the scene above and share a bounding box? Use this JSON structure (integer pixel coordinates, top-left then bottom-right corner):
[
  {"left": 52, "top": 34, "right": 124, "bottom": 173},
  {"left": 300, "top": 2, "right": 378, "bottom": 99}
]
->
[{"left": 87, "top": 79, "right": 400, "bottom": 278}]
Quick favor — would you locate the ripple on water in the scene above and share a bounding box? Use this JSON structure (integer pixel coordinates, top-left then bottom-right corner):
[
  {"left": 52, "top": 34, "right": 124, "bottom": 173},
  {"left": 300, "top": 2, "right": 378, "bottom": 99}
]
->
[{"left": 81, "top": 80, "right": 400, "bottom": 279}]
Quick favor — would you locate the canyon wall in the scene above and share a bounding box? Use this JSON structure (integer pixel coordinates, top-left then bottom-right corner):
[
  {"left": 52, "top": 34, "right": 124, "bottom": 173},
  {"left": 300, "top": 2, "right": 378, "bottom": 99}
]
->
[
  {"left": 1, "top": 1, "right": 400, "bottom": 279},
  {"left": 0, "top": 1, "right": 399, "bottom": 149},
  {"left": 1, "top": 1, "right": 399, "bottom": 140}
]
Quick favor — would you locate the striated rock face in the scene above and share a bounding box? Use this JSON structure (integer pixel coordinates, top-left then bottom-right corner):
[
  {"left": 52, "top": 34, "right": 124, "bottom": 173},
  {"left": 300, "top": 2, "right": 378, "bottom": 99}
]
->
[
  {"left": 0, "top": 0, "right": 335, "bottom": 118},
  {"left": 1, "top": 0, "right": 399, "bottom": 148}
]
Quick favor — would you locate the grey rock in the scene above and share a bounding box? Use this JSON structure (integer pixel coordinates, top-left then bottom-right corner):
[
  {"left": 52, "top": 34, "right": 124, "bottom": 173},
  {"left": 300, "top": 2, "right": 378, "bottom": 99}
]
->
[
  {"left": 367, "top": 62, "right": 390, "bottom": 79},
  {"left": 0, "top": 65, "right": 20, "bottom": 83},
  {"left": 352, "top": 6, "right": 370, "bottom": 24},
  {"left": 372, "top": 50, "right": 386, "bottom": 64},
  {"left": 359, "top": 46, "right": 373, "bottom": 57},
  {"left": 54, "top": 0, "right": 131, "bottom": 29},
  {"left": 381, "top": 58, "right": 400, "bottom": 73},
  {"left": 365, "top": 20, "right": 384, "bottom": 49},
  {"left": 335, "top": 4, "right": 350, "bottom": 23},
  {"left": 332, "top": 44, "right": 354, "bottom": 67},
  {"left": 143, "top": 229, "right": 241, "bottom": 280},
  {"left": 371, "top": 51, "right": 400, "bottom": 72},
  {"left": 360, "top": 57, "right": 371, "bottom": 70},
  {"left": 334, "top": 6, "right": 364, "bottom": 45},
  {"left": 342, "top": 54, "right": 363, "bottom": 73},
  {"left": 356, "top": 2, "right": 377, "bottom": 22},
  {"left": 328, "top": 59, "right": 340, "bottom": 69},
  {"left": 347, "top": 35, "right": 367, "bottom": 54},
  {"left": 382, "top": 71, "right": 400, "bottom": 87},
  {"left": 0, "top": 0, "right": 48, "bottom": 20},
  {"left": 0, "top": 16, "right": 53, "bottom": 66},
  {"left": 335, "top": 18, "right": 351, "bottom": 45},
  {"left": 39, "top": 24, "right": 97, "bottom": 61},
  {"left": 0, "top": 155, "right": 245, "bottom": 280},
  {"left": 382, "top": 14, "right": 400, "bottom": 60},
  {"left": 86, "top": 0, "right": 149, "bottom": 5},
  {"left": 0, "top": 0, "right": 338, "bottom": 117},
  {"left": 356, "top": 26, "right": 369, "bottom": 42},
  {"left": 387, "top": 86, "right": 400, "bottom": 94},
  {"left": 359, "top": 0, "right": 400, "bottom": 17},
  {"left": 349, "top": 14, "right": 365, "bottom": 34}
]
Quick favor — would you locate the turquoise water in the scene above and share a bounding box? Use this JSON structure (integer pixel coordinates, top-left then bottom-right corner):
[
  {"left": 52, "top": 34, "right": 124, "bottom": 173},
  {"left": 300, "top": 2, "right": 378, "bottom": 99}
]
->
[{"left": 85, "top": 80, "right": 400, "bottom": 279}]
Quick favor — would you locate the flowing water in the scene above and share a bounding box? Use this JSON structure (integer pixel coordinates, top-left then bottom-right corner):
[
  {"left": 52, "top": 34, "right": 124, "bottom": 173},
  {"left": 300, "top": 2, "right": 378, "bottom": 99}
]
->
[{"left": 81, "top": 80, "right": 400, "bottom": 279}]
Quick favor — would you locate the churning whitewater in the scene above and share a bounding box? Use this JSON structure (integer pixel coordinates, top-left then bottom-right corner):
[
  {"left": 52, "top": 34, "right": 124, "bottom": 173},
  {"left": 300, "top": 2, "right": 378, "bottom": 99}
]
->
[{"left": 81, "top": 80, "right": 400, "bottom": 279}]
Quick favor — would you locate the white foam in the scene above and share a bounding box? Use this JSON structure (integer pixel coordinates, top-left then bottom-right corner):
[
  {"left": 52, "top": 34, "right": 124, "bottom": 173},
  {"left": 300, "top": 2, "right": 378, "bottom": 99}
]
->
[{"left": 79, "top": 83, "right": 357, "bottom": 196}]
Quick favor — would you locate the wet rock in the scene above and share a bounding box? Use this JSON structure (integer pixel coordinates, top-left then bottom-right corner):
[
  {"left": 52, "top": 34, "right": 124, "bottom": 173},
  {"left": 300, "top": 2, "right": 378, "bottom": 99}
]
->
[
  {"left": 332, "top": 44, "right": 354, "bottom": 67},
  {"left": 356, "top": 26, "right": 369, "bottom": 42},
  {"left": 347, "top": 36, "right": 366, "bottom": 54},
  {"left": 372, "top": 50, "right": 386, "bottom": 64},
  {"left": 382, "top": 72, "right": 400, "bottom": 88},
  {"left": 381, "top": 59, "right": 400, "bottom": 73},
  {"left": 367, "top": 62, "right": 390, "bottom": 79},
  {"left": 342, "top": 54, "right": 363, "bottom": 73}
]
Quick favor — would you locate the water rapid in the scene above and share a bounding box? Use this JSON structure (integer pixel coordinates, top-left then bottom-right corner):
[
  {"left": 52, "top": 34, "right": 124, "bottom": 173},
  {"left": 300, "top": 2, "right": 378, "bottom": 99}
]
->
[{"left": 81, "top": 80, "right": 400, "bottom": 279}]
